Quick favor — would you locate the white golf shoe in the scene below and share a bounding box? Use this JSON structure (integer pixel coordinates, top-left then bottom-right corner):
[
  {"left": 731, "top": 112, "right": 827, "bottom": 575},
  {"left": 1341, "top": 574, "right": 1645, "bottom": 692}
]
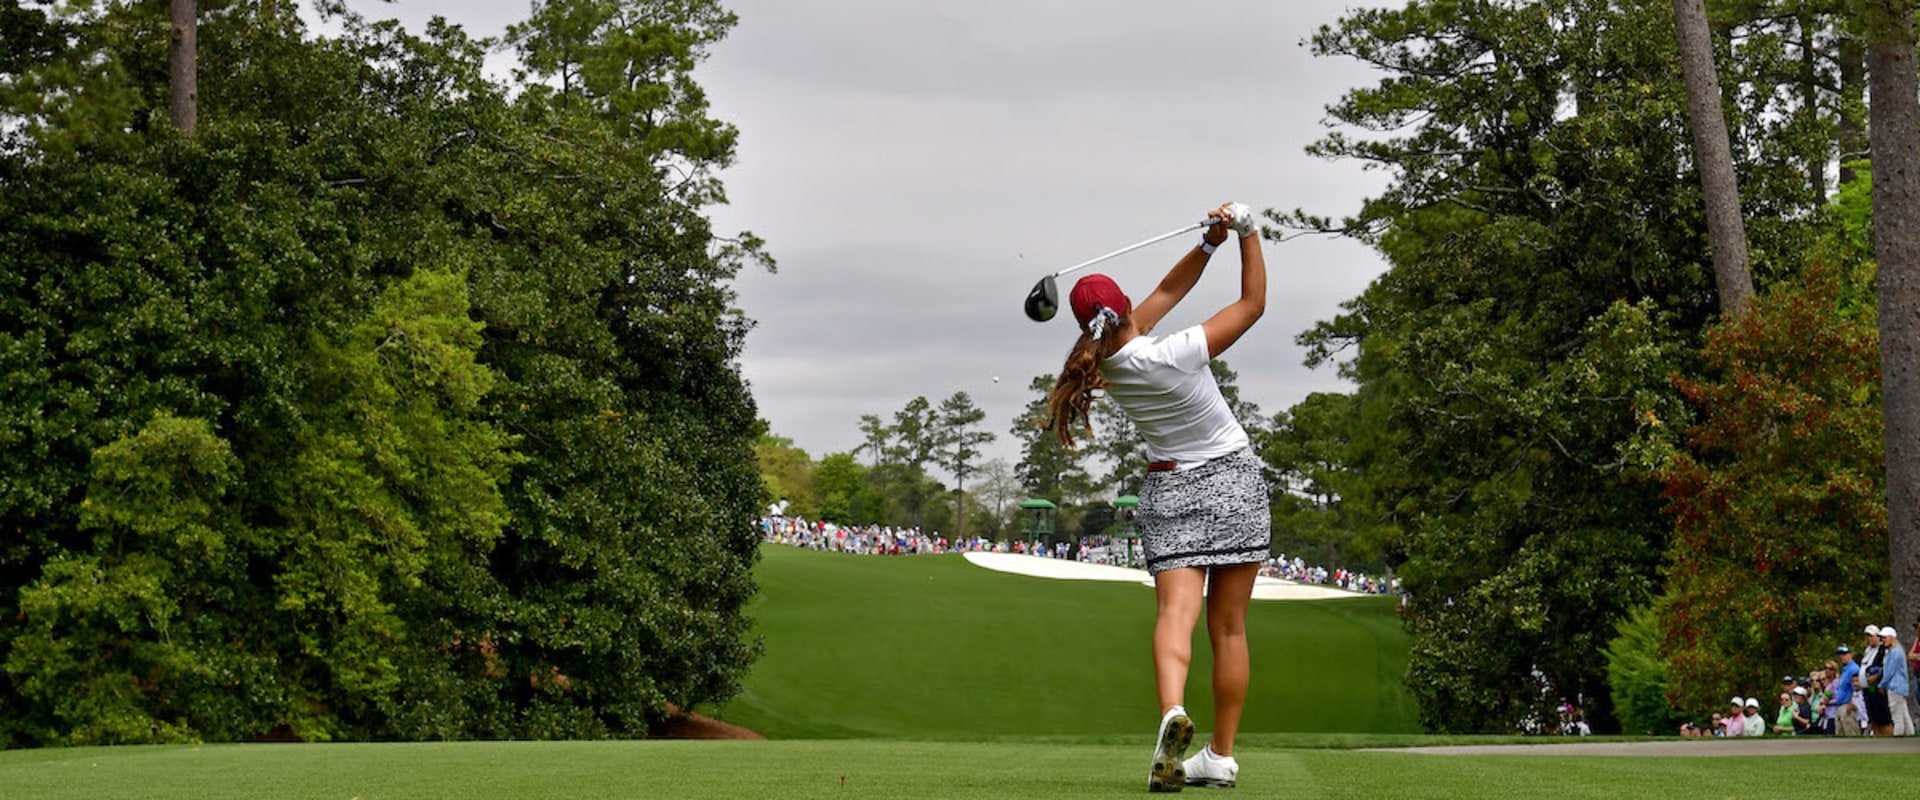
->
[
  {"left": 1183, "top": 743, "right": 1238, "bottom": 788},
  {"left": 1147, "top": 705, "right": 1194, "bottom": 793}
]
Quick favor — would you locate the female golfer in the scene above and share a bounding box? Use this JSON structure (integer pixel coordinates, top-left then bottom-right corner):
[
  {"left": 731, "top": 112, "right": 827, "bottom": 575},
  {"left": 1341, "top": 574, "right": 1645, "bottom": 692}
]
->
[{"left": 1046, "top": 202, "right": 1266, "bottom": 792}]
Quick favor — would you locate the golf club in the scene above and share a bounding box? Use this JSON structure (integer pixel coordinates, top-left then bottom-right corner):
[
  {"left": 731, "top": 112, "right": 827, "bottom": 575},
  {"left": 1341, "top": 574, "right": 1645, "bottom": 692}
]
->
[{"left": 1022, "top": 217, "right": 1220, "bottom": 323}]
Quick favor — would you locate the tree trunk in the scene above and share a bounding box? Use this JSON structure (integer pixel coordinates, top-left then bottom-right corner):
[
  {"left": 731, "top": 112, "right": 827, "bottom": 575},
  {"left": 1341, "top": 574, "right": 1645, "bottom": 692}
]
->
[
  {"left": 169, "top": 0, "right": 196, "bottom": 131},
  {"left": 1672, "top": 0, "right": 1755, "bottom": 319},
  {"left": 1864, "top": 0, "right": 1920, "bottom": 662}
]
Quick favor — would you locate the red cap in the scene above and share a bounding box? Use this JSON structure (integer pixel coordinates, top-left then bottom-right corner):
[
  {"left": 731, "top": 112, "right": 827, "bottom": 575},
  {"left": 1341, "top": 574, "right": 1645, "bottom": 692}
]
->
[{"left": 1069, "top": 274, "right": 1132, "bottom": 333}]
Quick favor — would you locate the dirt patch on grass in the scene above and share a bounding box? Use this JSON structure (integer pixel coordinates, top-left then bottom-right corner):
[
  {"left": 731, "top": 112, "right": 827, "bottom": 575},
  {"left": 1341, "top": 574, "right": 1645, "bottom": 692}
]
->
[{"left": 648, "top": 705, "right": 765, "bottom": 740}]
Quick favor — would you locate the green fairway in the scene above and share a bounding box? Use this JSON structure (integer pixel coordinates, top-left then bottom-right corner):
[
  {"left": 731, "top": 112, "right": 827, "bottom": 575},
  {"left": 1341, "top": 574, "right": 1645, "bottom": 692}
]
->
[
  {"left": 4, "top": 548, "right": 1908, "bottom": 799},
  {"left": 3, "top": 738, "right": 1914, "bottom": 800},
  {"left": 719, "top": 545, "right": 1415, "bottom": 738}
]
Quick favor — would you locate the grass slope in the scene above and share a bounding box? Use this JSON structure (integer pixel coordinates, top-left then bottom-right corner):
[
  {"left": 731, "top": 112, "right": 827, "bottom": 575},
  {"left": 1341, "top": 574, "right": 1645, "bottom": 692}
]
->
[
  {"left": 3, "top": 739, "right": 1914, "bottom": 800},
  {"left": 718, "top": 545, "right": 1417, "bottom": 739}
]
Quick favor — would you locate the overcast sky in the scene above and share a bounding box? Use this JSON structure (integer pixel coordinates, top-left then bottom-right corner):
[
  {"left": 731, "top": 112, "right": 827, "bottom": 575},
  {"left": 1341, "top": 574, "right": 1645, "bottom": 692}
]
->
[{"left": 335, "top": 1, "right": 1391, "bottom": 471}]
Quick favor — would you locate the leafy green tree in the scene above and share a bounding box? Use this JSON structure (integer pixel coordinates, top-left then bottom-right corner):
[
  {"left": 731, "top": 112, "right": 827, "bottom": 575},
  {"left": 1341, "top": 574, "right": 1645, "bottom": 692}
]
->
[
  {"left": 0, "top": 2, "right": 71, "bottom": 79},
  {"left": 1265, "top": 394, "right": 1347, "bottom": 513},
  {"left": 1089, "top": 396, "right": 1145, "bottom": 498},
  {"left": 506, "top": 0, "right": 744, "bottom": 169},
  {"left": 935, "top": 391, "right": 993, "bottom": 540},
  {"left": 481, "top": 0, "right": 766, "bottom": 738},
  {"left": 857, "top": 413, "right": 889, "bottom": 468},
  {"left": 8, "top": 264, "right": 515, "bottom": 744},
  {"left": 814, "top": 452, "right": 883, "bottom": 526},
  {"left": 973, "top": 458, "right": 1019, "bottom": 540},
  {"left": 266, "top": 268, "right": 519, "bottom": 741},
  {"left": 1710, "top": 2, "right": 1863, "bottom": 200},
  {"left": 1292, "top": 0, "right": 1800, "bottom": 732},
  {"left": 1263, "top": 391, "right": 1401, "bottom": 572},
  {"left": 886, "top": 397, "right": 937, "bottom": 466},
  {"left": 755, "top": 433, "right": 817, "bottom": 519},
  {"left": 882, "top": 396, "right": 941, "bottom": 528},
  {"left": 1077, "top": 502, "right": 1116, "bottom": 539},
  {"left": 6, "top": 414, "right": 237, "bottom": 745},
  {"left": 1011, "top": 375, "right": 1091, "bottom": 507},
  {"left": 1, "top": 0, "right": 764, "bottom": 743},
  {"left": 1605, "top": 605, "right": 1690, "bottom": 736}
]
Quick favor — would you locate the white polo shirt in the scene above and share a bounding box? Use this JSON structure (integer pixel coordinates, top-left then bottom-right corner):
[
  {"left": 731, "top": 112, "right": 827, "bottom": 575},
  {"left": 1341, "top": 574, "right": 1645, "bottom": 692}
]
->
[{"left": 1101, "top": 325, "right": 1249, "bottom": 467}]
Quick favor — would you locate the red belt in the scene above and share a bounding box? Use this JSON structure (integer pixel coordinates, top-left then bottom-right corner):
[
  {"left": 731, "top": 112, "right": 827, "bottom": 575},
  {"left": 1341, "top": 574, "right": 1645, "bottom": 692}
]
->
[{"left": 1147, "top": 461, "right": 1177, "bottom": 473}]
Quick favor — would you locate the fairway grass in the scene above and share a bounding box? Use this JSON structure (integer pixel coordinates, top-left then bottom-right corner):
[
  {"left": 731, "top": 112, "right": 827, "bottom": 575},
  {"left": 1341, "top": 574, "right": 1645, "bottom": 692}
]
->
[
  {"left": 24, "top": 548, "right": 1880, "bottom": 799},
  {"left": 723, "top": 546, "right": 1417, "bottom": 739},
  {"left": 3, "top": 738, "right": 1914, "bottom": 800}
]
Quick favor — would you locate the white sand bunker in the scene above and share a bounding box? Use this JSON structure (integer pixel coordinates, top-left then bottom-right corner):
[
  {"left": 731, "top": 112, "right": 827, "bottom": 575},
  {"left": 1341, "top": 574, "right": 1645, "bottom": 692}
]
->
[{"left": 961, "top": 552, "right": 1362, "bottom": 601}]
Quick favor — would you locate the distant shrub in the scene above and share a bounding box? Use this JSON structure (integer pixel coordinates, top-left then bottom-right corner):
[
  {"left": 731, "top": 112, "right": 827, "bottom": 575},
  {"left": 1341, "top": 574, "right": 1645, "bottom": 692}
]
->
[{"left": 1605, "top": 605, "right": 1688, "bottom": 736}]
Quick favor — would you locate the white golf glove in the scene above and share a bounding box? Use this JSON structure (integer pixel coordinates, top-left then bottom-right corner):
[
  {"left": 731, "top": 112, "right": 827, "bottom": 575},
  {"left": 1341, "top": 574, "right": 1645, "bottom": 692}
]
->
[{"left": 1225, "top": 202, "right": 1257, "bottom": 239}]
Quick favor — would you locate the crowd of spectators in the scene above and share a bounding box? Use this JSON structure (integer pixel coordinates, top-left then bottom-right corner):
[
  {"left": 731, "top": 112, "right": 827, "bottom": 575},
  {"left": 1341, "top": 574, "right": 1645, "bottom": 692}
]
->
[
  {"left": 1678, "top": 622, "right": 1917, "bottom": 738},
  {"left": 760, "top": 516, "right": 1071, "bottom": 558},
  {"left": 1260, "top": 554, "right": 1399, "bottom": 595},
  {"left": 759, "top": 517, "right": 1399, "bottom": 596}
]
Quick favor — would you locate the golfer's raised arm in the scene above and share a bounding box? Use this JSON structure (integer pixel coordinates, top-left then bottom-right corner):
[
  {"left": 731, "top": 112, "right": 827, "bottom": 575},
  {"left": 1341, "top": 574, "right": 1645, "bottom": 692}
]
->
[
  {"left": 1132, "top": 204, "right": 1235, "bottom": 335},
  {"left": 1202, "top": 218, "right": 1265, "bottom": 358}
]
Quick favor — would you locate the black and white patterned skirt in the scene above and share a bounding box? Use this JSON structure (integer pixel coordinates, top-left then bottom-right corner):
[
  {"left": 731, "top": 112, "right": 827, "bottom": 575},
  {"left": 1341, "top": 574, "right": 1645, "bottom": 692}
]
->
[{"left": 1137, "top": 447, "right": 1271, "bottom": 574}]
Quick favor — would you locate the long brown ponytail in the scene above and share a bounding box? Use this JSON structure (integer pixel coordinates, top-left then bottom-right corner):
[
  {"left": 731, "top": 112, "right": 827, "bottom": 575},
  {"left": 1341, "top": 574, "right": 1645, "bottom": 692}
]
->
[{"left": 1044, "top": 317, "right": 1129, "bottom": 448}]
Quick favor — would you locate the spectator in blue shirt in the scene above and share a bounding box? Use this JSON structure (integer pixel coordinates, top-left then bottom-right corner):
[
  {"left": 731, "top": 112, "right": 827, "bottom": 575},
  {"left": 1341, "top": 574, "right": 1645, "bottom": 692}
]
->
[{"left": 1828, "top": 646, "right": 1863, "bottom": 736}]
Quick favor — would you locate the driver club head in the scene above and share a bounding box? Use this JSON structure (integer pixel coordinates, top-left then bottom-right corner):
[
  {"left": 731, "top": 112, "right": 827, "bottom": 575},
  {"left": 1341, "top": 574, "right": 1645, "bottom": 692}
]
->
[
  {"left": 1019, "top": 216, "right": 1219, "bottom": 323},
  {"left": 1023, "top": 275, "right": 1059, "bottom": 322}
]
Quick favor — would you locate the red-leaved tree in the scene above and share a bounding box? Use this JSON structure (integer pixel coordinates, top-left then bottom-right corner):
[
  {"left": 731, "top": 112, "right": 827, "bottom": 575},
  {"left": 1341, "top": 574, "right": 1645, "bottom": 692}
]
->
[{"left": 1657, "top": 265, "right": 1888, "bottom": 714}]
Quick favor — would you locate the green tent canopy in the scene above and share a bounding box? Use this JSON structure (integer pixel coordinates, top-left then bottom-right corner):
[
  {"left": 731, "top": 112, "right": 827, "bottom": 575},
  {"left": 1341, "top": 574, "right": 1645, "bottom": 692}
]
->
[
  {"left": 1018, "top": 498, "right": 1056, "bottom": 538},
  {"left": 1110, "top": 495, "right": 1140, "bottom": 539},
  {"left": 1109, "top": 496, "right": 1143, "bottom": 567}
]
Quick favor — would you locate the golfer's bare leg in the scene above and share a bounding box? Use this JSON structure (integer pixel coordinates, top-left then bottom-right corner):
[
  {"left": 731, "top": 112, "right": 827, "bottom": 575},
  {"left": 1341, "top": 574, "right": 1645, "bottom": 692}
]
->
[
  {"left": 1153, "top": 567, "right": 1207, "bottom": 713},
  {"left": 1203, "top": 563, "right": 1262, "bottom": 756}
]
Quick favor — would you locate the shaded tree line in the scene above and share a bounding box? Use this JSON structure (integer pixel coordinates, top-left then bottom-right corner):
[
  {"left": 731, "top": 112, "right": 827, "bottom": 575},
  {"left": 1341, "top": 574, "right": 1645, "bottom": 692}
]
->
[
  {"left": 1, "top": 0, "right": 765, "bottom": 744},
  {"left": 1278, "top": 0, "right": 1919, "bottom": 734},
  {"left": 757, "top": 391, "right": 1002, "bottom": 539},
  {"left": 760, "top": 361, "right": 1270, "bottom": 546}
]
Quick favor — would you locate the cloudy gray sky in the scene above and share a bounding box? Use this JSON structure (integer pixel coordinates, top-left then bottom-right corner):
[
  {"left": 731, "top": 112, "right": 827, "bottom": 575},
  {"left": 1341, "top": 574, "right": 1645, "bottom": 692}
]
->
[{"left": 336, "top": 1, "right": 1390, "bottom": 471}]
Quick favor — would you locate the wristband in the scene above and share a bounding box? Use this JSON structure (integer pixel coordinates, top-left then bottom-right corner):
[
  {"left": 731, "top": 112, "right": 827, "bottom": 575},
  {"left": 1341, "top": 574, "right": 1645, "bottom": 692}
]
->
[{"left": 1198, "top": 236, "right": 1218, "bottom": 255}]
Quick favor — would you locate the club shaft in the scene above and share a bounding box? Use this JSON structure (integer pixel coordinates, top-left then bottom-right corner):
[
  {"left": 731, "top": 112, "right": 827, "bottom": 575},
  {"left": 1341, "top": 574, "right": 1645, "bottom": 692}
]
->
[{"left": 1050, "top": 220, "right": 1213, "bottom": 279}]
